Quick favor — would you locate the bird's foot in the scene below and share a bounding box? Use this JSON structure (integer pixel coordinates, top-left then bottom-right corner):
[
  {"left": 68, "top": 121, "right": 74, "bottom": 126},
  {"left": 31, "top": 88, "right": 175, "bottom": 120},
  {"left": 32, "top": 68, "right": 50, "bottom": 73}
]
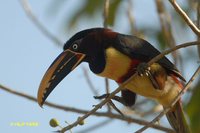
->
[
  {"left": 94, "top": 94, "right": 124, "bottom": 116},
  {"left": 94, "top": 94, "right": 110, "bottom": 99},
  {"left": 137, "top": 63, "right": 160, "bottom": 90},
  {"left": 137, "top": 62, "right": 151, "bottom": 76},
  {"left": 94, "top": 94, "right": 125, "bottom": 105}
]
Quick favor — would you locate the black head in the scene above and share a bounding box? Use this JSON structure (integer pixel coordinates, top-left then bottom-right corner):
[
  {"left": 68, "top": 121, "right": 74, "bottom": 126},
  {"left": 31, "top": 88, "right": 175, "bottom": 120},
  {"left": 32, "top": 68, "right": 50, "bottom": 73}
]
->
[
  {"left": 64, "top": 28, "right": 105, "bottom": 50},
  {"left": 37, "top": 28, "right": 117, "bottom": 106},
  {"left": 63, "top": 28, "right": 117, "bottom": 62}
]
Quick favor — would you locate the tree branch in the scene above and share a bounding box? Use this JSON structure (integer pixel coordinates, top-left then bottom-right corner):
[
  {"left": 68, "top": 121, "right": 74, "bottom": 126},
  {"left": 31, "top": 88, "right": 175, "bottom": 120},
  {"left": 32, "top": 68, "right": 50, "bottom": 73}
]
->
[
  {"left": 148, "top": 41, "right": 200, "bottom": 65},
  {"left": 0, "top": 84, "right": 173, "bottom": 132},
  {"left": 169, "top": 0, "right": 200, "bottom": 36}
]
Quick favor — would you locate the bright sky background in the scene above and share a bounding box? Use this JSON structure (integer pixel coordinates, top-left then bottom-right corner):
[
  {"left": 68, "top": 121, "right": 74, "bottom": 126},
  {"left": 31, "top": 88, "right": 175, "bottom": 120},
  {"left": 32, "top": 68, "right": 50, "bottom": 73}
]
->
[{"left": 0, "top": 0, "right": 198, "bottom": 133}]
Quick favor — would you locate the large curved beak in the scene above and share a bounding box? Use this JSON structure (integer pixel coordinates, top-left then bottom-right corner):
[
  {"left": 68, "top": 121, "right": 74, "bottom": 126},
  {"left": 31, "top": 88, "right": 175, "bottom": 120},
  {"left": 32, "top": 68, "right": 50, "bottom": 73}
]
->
[{"left": 37, "top": 49, "right": 85, "bottom": 107}]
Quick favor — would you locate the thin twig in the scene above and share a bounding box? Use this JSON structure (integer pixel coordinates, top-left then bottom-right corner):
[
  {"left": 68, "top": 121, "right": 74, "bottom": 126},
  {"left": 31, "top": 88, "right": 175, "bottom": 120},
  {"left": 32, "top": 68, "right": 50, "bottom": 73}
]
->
[
  {"left": 197, "top": 2, "right": 200, "bottom": 58},
  {"left": 127, "top": 0, "right": 137, "bottom": 35},
  {"left": 19, "top": 0, "right": 63, "bottom": 47},
  {"left": 103, "top": 0, "right": 110, "bottom": 28},
  {"left": 105, "top": 78, "right": 112, "bottom": 112},
  {"left": 148, "top": 41, "right": 200, "bottom": 65},
  {"left": 140, "top": 105, "right": 163, "bottom": 117},
  {"left": 0, "top": 84, "right": 173, "bottom": 132},
  {"left": 169, "top": 0, "right": 200, "bottom": 36},
  {"left": 103, "top": 0, "right": 112, "bottom": 113},
  {"left": 156, "top": 0, "right": 176, "bottom": 48},
  {"left": 156, "top": 0, "right": 180, "bottom": 65},
  {"left": 61, "top": 79, "right": 123, "bottom": 131},
  {"left": 135, "top": 65, "right": 200, "bottom": 133},
  {"left": 83, "top": 67, "right": 121, "bottom": 116},
  {"left": 108, "top": 100, "right": 124, "bottom": 116},
  {"left": 82, "top": 67, "right": 98, "bottom": 96},
  {"left": 105, "top": 78, "right": 110, "bottom": 95},
  {"left": 76, "top": 119, "right": 113, "bottom": 133},
  {"left": 60, "top": 41, "right": 200, "bottom": 132},
  {"left": 131, "top": 99, "right": 149, "bottom": 110}
]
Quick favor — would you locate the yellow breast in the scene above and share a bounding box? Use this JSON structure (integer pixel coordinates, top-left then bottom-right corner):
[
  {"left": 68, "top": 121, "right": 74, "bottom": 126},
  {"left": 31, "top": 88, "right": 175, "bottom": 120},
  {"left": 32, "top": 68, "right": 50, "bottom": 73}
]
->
[
  {"left": 97, "top": 47, "right": 132, "bottom": 81},
  {"left": 125, "top": 75, "right": 161, "bottom": 98}
]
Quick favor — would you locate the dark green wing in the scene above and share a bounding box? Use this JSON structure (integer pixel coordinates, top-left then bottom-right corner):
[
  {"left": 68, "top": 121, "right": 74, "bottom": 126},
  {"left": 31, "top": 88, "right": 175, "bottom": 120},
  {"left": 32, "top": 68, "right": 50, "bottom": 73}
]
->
[{"left": 115, "top": 34, "right": 185, "bottom": 81}]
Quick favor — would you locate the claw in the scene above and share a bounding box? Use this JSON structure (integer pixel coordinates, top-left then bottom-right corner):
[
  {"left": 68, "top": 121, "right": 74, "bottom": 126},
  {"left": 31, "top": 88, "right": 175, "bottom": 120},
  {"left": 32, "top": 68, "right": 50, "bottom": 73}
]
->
[
  {"left": 108, "top": 100, "right": 124, "bottom": 116},
  {"left": 137, "top": 63, "right": 160, "bottom": 90},
  {"left": 145, "top": 72, "right": 149, "bottom": 76},
  {"left": 137, "top": 63, "right": 149, "bottom": 76},
  {"left": 147, "top": 71, "right": 160, "bottom": 90},
  {"left": 94, "top": 93, "right": 124, "bottom": 116},
  {"left": 94, "top": 94, "right": 109, "bottom": 99}
]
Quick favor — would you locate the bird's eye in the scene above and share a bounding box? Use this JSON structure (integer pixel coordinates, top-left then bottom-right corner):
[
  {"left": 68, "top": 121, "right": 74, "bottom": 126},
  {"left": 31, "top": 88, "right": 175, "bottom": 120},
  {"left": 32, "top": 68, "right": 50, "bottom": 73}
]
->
[{"left": 72, "top": 43, "right": 78, "bottom": 50}]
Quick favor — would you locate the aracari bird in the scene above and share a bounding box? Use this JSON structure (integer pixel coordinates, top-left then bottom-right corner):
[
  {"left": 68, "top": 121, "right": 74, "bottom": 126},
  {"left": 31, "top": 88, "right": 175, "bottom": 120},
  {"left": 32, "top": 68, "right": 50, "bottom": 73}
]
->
[{"left": 37, "top": 28, "right": 190, "bottom": 133}]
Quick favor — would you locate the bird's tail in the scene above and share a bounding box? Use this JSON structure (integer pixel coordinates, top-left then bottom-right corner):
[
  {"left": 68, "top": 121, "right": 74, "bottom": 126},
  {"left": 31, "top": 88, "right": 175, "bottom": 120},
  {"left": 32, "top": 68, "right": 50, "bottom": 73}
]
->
[{"left": 165, "top": 101, "right": 191, "bottom": 133}]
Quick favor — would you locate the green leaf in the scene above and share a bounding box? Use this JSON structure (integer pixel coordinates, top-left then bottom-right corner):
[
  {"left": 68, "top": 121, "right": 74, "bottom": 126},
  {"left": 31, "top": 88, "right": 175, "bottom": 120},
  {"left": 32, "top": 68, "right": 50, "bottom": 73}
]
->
[
  {"left": 106, "top": 0, "right": 121, "bottom": 26},
  {"left": 186, "top": 81, "right": 200, "bottom": 133},
  {"left": 67, "top": 0, "right": 122, "bottom": 29},
  {"left": 68, "top": 0, "right": 104, "bottom": 28},
  {"left": 46, "top": 0, "right": 68, "bottom": 16},
  {"left": 156, "top": 30, "right": 167, "bottom": 50}
]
